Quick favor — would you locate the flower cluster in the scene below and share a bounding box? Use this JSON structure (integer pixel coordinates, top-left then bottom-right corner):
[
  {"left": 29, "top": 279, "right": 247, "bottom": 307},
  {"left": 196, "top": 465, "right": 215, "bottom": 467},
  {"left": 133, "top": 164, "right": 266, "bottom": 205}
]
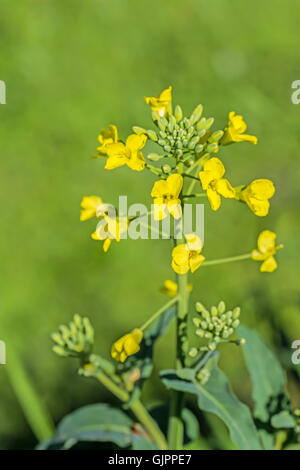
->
[
  {"left": 190, "top": 301, "right": 241, "bottom": 353},
  {"left": 51, "top": 314, "right": 94, "bottom": 359},
  {"left": 77, "top": 86, "right": 283, "bottom": 363}
]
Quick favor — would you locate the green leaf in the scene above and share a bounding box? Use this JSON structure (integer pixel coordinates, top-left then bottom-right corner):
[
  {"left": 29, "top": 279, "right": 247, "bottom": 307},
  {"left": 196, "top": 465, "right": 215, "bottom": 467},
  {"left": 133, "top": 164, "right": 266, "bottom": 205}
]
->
[
  {"left": 238, "top": 326, "right": 287, "bottom": 422},
  {"left": 41, "top": 404, "right": 151, "bottom": 450},
  {"left": 160, "top": 355, "right": 262, "bottom": 450}
]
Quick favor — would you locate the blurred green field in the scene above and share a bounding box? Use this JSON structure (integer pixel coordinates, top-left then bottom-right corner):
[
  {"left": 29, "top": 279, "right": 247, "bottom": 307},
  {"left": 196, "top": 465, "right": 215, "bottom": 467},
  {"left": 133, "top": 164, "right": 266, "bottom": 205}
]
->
[{"left": 0, "top": 0, "right": 300, "bottom": 450}]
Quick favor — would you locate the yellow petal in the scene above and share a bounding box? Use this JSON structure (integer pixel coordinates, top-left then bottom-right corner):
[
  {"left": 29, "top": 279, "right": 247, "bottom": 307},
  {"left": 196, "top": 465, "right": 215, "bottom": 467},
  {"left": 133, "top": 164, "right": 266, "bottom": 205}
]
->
[
  {"left": 167, "top": 174, "right": 183, "bottom": 198},
  {"left": 235, "top": 133, "right": 258, "bottom": 145},
  {"left": 168, "top": 199, "right": 182, "bottom": 219},
  {"left": 172, "top": 244, "right": 190, "bottom": 266},
  {"left": 246, "top": 197, "right": 270, "bottom": 217},
  {"left": 247, "top": 179, "right": 275, "bottom": 200},
  {"left": 257, "top": 230, "right": 276, "bottom": 254},
  {"left": 144, "top": 86, "right": 172, "bottom": 116},
  {"left": 207, "top": 187, "right": 221, "bottom": 211},
  {"left": 189, "top": 254, "right": 205, "bottom": 273},
  {"left": 172, "top": 259, "right": 190, "bottom": 274},
  {"left": 80, "top": 196, "right": 103, "bottom": 221},
  {"left": 260, "top": 256, "right": 277, "bottom": 273},
  {"left": 161, "top": 280, "right": 178, "bottom": 297},
  {"left": 185, "top": 234, "right": 202, "bottom": 251},
  {"left": 103, "top": 238, "right": 112, "bottom": 252},
  {"left": 126, "top": 134, "right": 147, "bottom": 152},
  {"left": 105, "top": 143, "right": 128, "bottom": 169},
  {"left": 151, "top": 179, "right": 170, "bottom": 198},
  {"left": 215, "top": 178, "right": 235, "bottom": 199},
  {"left": 153, "top": 200, "right": 168, "bottom": 220},
  {"left": 127, "top": 151, "right": 146, "bottom": 171},
  {"left": 203, "top": 157, "right": 225, "bottom": 180}
]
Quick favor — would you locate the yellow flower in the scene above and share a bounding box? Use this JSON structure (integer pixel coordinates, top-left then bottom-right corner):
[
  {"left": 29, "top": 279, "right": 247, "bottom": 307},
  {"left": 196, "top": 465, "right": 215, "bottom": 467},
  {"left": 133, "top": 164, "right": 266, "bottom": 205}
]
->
[
  {"left": 199, "top": 157, "right": 235, "bottom": 211},
  {"left": 91, "top": 215, "right": 128, "bottom": 252},
  {"left": 80, "top": 196, "right": 104, "bottom": 221},
  {"left": 105, "top": 134, "right": 147, "bottom": 171},
  {"left": 239, "top": 179, "right": 275, "bottom": 216},
  {"left": 151, "top": 174, "right": 183, "bottom": 220},
  {"left": 160, "top": 279, "right": 192, "bottom": 297},
  {"left": 221, "top": 111, "right": 258, "bottom": 145},
  {"left": 96, "top": 125, "right": 118, "bottom": 156},
  {"left": 144, "top": 86, "right": 172, "bottom": 117},
  {"left": 172, "top": 234, "right": 205, "bottom": 275},
  {"left": 111, "top": 328, "right": 143, "bottom": 363},
  {"left": 251, "top": 230, "right": 283, "bottom": 272}
]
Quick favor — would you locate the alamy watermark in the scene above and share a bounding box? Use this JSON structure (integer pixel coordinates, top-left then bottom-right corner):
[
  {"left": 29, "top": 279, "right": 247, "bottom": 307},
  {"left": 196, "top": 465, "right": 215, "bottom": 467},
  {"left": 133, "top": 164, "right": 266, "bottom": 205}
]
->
[
  {"left": 94, "top": 196, "right": 204, "bottom": 242},
  {"left": 291, "top": 80, "right": 300, "bottom": 104},
  {"left": 0, "top": 341, "right": 6, "bottom": 364},
  {"left": 291, "top": 340, "right": 300, "bottom": 365},
  {"left": 0, "top": 80, "right": 6, "bottom": 104}
]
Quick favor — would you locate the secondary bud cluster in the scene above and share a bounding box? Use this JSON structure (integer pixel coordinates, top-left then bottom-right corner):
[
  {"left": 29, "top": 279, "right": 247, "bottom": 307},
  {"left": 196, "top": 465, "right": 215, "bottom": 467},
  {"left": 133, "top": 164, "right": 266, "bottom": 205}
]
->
[
  {"left": 51, "top": 314, "right": 94, "bottom": 359},
  {"left": 190, "top": 300, "right": 241, "bottom": 353}
]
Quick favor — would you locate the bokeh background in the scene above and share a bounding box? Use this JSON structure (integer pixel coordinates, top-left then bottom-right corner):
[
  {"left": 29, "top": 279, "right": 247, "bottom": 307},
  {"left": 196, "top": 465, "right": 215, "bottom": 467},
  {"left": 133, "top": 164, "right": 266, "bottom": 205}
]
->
[{"left": 0, "top": 0, "right": 299, "bottom": 450}]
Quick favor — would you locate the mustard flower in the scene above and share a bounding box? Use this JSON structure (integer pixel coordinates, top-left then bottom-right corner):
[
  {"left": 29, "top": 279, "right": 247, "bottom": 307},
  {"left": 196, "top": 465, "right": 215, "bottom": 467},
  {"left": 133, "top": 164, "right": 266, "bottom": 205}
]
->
[
  {"left": 111, "top": 328, "right": 143, "bottom": 363},
  {"left": 80, "top": 196, "right": 104, "bottom": 221},
  {"left": 91, "top": 215, "right": 128, "bottom": 252},
  {"left": 172, "top": 234, "right": 205, "bottom": 275},
  {"left": 199, "top": 157, "right": 235, "bottom": 211},
  {"left": 238, "top": 179, "right": 275, "bottom": 216},
  {"left": 151, "top": 174, "right": 183, "bottom": 220},
  {"left": 96, "top": 124, "right": 119, "bottom": 156},
  {"left": 161, "top": 279, "right": 192, "bottom": 297},
  {"left": 221, "top": 111, "right": 258, "bottom": 145},
  {"left": 251, "top": 230, "right": 283, "bottom": 272},
  {"left": 105, "top": 134, "right": 147, "bottom": 171},
  {"left": 144, "top": 86, "right": 172, "bottom": 117}
]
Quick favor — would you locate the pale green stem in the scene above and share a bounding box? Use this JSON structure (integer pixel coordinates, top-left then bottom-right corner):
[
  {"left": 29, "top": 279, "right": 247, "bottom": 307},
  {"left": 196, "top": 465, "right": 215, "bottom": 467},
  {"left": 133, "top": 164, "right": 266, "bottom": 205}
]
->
[
  {"left": 202, "top": 253, "right": 252, "bottom": 267},
  {"left": 140, "top": 296, "right": 179, "bottom": 332},
  {"left": 94, "top": 369, "right": 167, "bottom": 449}
]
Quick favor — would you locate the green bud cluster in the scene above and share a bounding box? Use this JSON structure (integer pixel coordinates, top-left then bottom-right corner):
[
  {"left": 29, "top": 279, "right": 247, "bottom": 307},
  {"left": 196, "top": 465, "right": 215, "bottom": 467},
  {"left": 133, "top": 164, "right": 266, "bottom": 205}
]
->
[
  {"left": 132, "top": 105, "right": 224, "bottom": 167},
  {"left": 190, "top": 301, "right": 241, "bottom": 352},
  {"left": 51, "top": 314, "right": 94, "bottom": 359}
]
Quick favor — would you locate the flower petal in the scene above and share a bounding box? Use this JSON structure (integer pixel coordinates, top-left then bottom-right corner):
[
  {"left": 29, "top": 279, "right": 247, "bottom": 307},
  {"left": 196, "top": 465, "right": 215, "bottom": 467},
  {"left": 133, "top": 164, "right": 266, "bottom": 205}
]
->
[
  {"left": 207, "top": 187, "right": 221, "bottom": 211},
  {"left": 167, "top": 174, "right": 183, "bottom": 198},
  {"left": 215, "top": 178, "right": 235, "bottom": 199},
  {"left": 257, "top": 230, "right": 276, "bottom": 254},
  {"left": 260, "top": 256, "right": 277, "bottom": 273},
  {"left": 189, "top": 254, "right": 205, "bottom": 273}
]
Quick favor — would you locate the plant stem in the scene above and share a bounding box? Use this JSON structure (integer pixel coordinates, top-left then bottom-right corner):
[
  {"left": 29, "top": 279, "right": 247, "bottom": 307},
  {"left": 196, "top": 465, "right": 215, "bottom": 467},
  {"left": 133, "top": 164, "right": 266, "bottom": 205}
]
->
[
  {"left": 167, "top": 261, "right": 189, "bottom": 449},
  {"left": 94, "top": 370, "right": 168, "bottom": 449},
  {"left": 202, "top": 253, "right": 252, "bottom": 267},
  {"left": 140, "top": 296, "right": 179, "bottom": 331},
  {"left": 131, "top": 400, "right": 168, "bottom": 450}
]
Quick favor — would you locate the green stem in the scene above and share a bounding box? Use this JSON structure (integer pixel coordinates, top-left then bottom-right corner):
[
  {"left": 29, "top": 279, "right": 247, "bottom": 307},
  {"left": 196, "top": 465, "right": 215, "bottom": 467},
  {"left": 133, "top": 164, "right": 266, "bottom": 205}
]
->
[
  {"left": 94, "top": 370, "right": 167, "bottom": 449},
  {"left": 202, "top": 253, "right": 252, "bottom": 267},
  {"left": 167, "top": 260, "right": 189, "bottom": 449},
  {"left": 182, "top": 193, "right": 207, "bottom": 198},
  {"left": 140, "top": 296, "right": 179, "bottom": 331},
  {"left": 131, "top": 400, "right": 168, "bottom": 450}
]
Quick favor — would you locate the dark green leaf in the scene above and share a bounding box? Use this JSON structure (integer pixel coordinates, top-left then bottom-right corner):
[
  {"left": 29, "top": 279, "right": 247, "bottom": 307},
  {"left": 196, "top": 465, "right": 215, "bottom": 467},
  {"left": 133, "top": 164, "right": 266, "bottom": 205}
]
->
[
  {"left": 160, "top": 355, "right": 262, "bottom": 450},
  {"left": 46, "top": 404, "right": 134, "bottom": 449},
  {"left": 238, "top": 326, "right": 287, "bottom": 422}
]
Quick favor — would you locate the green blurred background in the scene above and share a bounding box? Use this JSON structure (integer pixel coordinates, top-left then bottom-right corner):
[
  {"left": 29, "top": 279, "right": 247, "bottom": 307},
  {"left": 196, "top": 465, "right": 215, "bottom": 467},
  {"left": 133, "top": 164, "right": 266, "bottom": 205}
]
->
[{"left": 0, "top": 0, "right": 299, "bottom": 450}]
